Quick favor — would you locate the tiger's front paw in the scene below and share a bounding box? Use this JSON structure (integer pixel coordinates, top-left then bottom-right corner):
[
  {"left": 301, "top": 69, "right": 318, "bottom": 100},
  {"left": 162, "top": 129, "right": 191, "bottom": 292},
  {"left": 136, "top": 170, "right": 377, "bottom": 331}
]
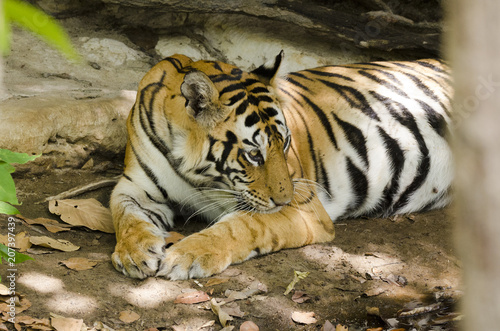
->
[
  {"left": 112, "top": 222, "right": 168, "bottom": 279},
  {"left": 157, "top": 234, "right": 233, "bottom": 280}
]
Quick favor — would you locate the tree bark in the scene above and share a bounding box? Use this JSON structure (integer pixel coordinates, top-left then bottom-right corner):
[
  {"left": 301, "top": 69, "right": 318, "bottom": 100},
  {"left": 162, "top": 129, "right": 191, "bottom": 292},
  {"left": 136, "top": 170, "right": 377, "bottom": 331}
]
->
[{"left": 447, "top": 1, "right": 500, "bottom": 329}]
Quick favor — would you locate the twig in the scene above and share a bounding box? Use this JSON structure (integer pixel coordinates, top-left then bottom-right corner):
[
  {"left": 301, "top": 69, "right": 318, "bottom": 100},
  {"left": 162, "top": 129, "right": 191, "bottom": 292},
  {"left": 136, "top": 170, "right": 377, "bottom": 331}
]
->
[{"left": 39, "top": 175, "right": 120, "bottom": 203}]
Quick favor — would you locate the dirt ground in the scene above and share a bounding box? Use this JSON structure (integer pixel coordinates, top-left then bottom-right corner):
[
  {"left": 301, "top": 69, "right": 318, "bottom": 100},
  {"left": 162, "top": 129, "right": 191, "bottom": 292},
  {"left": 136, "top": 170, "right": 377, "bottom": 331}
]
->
[{"left": 0, "top": 164, "right": 462, "bottom": 331}]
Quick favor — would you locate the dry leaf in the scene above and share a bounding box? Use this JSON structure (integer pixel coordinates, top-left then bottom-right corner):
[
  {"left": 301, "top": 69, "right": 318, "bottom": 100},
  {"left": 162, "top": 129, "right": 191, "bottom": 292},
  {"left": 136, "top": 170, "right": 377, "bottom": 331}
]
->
[
  {"left": 291, "top": 290, "right": 310, "bottom": 303},
  {"left": 16, "top": 215, "right": 72, "bottom": 233},
  {"left": 15, "top": 232, "right": 31, "bottom": 252},
  {"left": 211, "top": 298, "right": 233, "bottom": 327},
  {"left": 16, "top": 316, "right": 51, "bottom": 330},
  {"left": 174, "top": 291, "right": 210, "bottom": 304},
  {"left": 165, "top": 232, "right": 185, "bottom": 246},
  {"left": 291, "top": 311, "right": 317, "bottom": 324},
  {"left": 119, "top": 310, "right": 140, "bottom": 323},
  {"left": 223, "top": 302, "right": 245, "bottom": 318},
  {"left": 0, "top": 294, "right": 31, "bottom": 315},
  {"left": 60, "top": 257, "right": 98, "bottom": 271},
  {"left": 48, "top": 198, "right": 114, "bottom": 233},
  {"left": 321, "top": 320, "right": 336, "bottom": 331},
  {"left": 29, "top": 236, "right": 80, "bottom": 252},
  {"left": 50, "top": 313, "right": 83, "bottom": 331},
  {"left": 335, "top": 324, "right": 349, "bottom": 331},
  {"left": 366, "top": 328, "right": 383, "bottom": 331},
  {"left": 205, "top": 277, "right": 230, "bottom": 287},
  {"left": 239, "top": 321, "right": 259, "bottom": 331},
  {"left": 0, "top": 232, "right": 31, "bottom": 251}
]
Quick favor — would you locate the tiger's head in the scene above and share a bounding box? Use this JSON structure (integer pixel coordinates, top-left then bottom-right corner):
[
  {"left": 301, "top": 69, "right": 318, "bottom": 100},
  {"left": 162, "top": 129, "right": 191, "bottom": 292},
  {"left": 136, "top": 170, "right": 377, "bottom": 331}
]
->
[{"left": 138, "top": 52, "right": 293, "bottom": 214}]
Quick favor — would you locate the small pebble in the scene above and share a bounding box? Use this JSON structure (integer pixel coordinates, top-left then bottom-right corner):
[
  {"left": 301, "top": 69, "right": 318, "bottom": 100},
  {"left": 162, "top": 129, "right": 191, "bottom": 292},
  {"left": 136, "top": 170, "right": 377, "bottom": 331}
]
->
[{"left": 240, "top": 321, "right": 259, "bottom": 331}]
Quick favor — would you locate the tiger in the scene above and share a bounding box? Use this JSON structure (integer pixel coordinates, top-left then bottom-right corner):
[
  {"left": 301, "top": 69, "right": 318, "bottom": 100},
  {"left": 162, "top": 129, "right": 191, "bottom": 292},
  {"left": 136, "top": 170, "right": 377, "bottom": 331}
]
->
[{"left": 110, "top": 51, "right": 453, "bottom": 280}]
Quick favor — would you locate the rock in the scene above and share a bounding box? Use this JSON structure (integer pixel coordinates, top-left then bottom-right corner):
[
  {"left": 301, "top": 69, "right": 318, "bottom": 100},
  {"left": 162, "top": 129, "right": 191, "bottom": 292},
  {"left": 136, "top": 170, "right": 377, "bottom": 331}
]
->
[{"left": 0, "top": 91, "right": 135, "bottom": 170}]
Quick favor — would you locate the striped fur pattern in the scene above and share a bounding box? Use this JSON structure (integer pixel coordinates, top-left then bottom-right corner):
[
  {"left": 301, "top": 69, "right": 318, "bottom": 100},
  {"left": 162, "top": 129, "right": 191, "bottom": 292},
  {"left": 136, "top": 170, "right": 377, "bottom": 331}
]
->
[{"left": 110, "top": 53, "right": 453, "bottom": 280}]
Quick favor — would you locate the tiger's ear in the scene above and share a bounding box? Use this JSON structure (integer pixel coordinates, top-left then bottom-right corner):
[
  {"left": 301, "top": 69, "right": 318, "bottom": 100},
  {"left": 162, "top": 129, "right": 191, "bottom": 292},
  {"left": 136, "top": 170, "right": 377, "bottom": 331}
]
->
[
  {"left": 251, "top": 50, "right": 284, "bottom": 85},
  {"left": 181, "top": 70, "right": 224, "bottom": 128}
]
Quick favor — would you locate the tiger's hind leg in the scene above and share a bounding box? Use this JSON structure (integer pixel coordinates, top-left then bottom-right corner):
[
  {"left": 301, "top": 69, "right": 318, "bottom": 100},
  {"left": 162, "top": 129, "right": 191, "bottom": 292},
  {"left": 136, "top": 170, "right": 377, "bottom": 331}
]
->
[{"left": 110, "top": 176, "right": 175, "bottom": 279}]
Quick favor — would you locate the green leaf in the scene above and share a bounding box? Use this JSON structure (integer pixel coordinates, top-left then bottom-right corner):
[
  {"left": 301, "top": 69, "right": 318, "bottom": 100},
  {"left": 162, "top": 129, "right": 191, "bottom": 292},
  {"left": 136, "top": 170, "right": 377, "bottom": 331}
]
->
[
  {"left": 0, "top": 244, "right": 34, "bottom": 263},
  {"left": 0, "top": 149, "right": 39, "bottom": 165},
  {"left": 0, "top": 162, "right": 19, "bottom": 205},
  {"left": 0, "top": 201, "right": 19, "bottom": 215},
  {"left": 0, "top": 1, "right": 11, "bottom": 55},
  {"left": 4, "top": 0, "right": 80, "bottom": 61}
]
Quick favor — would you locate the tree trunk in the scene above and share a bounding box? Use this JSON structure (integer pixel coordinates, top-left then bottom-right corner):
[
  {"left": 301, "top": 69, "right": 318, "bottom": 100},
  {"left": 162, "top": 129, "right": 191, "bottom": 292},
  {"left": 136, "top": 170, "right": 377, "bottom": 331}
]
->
[{"left": 447, "top": 1, "right": 500, "bottom": 329}]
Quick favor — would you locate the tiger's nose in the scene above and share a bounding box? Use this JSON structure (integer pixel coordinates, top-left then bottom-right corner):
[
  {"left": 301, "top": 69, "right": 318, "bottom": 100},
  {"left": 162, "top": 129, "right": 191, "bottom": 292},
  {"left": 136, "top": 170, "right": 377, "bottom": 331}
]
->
[{"left": 270, "top": 187, "right": 293, "bottom": 207}]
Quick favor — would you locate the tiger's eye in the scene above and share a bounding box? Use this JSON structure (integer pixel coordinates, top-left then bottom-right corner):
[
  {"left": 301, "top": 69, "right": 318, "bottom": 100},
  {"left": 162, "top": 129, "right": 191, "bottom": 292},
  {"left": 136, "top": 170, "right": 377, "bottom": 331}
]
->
[{"left": 246, "top": 149, "right": 264, "bottom": 165}]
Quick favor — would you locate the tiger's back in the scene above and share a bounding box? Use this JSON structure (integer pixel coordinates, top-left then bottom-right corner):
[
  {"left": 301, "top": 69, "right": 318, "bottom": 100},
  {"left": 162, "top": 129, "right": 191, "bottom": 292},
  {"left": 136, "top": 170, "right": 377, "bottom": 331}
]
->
[{"left": 279, "top": 59, "right": 453, "bottom": 221}]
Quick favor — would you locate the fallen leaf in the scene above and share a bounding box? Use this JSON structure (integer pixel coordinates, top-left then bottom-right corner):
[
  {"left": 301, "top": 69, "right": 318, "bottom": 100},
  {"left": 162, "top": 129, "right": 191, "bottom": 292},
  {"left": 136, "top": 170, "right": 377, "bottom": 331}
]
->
[
  {"left": 48, "top": 198, "right": 114, "bottom": 233},
  {"left": 335, "top": 324, "right": 348, "bottom": 331},
  {"left": 223, "top": 302, "right": 245, "bottom": 318},
  {"left": 16, "top": 316, "right": 51, "bottom": 330},
  {"left": 291, "top": 290, "right": 310, "bottom": 303},
  {"left": 321, "top": 320, "right": 336, "bottom": 331},
  {"left": 119, "top": 310, "right": 140, "bottom": 323},
  {"left": 0, "top": 293, "right": 31, "bottom": 315},
  {"left": 284, "top": 270, "right": 309, "bottom": 295},
  {"left": 211, "top": 298, "right": 233, "bottom": 327},
  {"left": 165, "top": 232, "right": 185, "bottom": 246},
  {"left": 16, "top": 215, "right": 72, "bottom": 233},
  {"left": 60, "top": 257, "right": 98, "bottom": 271},
  {"left": 50, "top": 313, "right": 83, "bottom": 331},
  {"left": 239, "top": 320, "right": 259, "bottom": 331},
  {"left": 0, "top": 232, "right": 31, "bottom": 251},
  {"left": 205, "top": 277, "right": 230, "bottom": 287},
  {"left": 200, "top": 320, "right": 216, "bottom": 328},
  {"left": 29, "top": 236, "right": 80, "bottom": 252},
  {"left": 174, "top": 290, "right": 210, "bottom": 304},
  {"left": 366, "top": 328, "right": 383, "bottom": 331},
  {"left": 291, "top": 311, "right": 317, "bottom": 324},
  {"left": 15, "top": 232, "right": 31, "bottom": 252}
]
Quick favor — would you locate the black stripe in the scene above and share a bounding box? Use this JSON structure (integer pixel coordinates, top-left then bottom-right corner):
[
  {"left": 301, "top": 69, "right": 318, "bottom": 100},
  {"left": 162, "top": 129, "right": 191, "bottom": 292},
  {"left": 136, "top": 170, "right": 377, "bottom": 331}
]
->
[
  {"left": 164, "top": 57, "right": 184, "bottom": 72},
  {"left": 403, "top": 72, "right": 441, "bottom": 103},
  {"left": 369, "top": 91, "right": 431, "bottom": 212},
  {"left": 305, "top": 69, "right": 355, "bottom": 81},
  {"left": 332, "top": 113, "right": 369, "bottom": 167},
  {"left": 121, "top": 194, "right": 169, "bottom": 230},
  {"left": 375, "top": 126, "right": 405, "bottom": 216},
  {"left": 344, "top": 157, "right": 368, "bottom": 214},
  {"left": 294, "top": 107, "right": 333, "bottom": 199},
  {"left": 298, "top": 92, "right": 338, "bottom": 149},
  {"left": 317, "top": 79, "right": 381, "bottom": 121},
  {"left": 227, "top": 91, "right": 246, "bottom": 106},
  {"left": 288, "top": 72, "right": 314, "bottom": 81},
  {"left": 130, "top": 144, "right": 169, "bottom": 200},
  {"left": 235, "top": 99, "right": 249, "bottom": 115},
  {"left": 245, "top": 112, "right": 261, "bottom": 127},
  {"left": 415, "top": 60, "right": 448, "bottom": 74},
  {"left": 219, "top": 83, "right": 244, "bottom": 96},
  {"left": 358, "top": 70, "right": 408, "bottom": 98},
  {"left": 350, "top": 62, "right": 389, "bottom": 68},
  {"left": 286, "top": 77, "right": 310, "bottom": 91},
  {"left": 417, "top": 100, "right": 448, "bottom": 137}
]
